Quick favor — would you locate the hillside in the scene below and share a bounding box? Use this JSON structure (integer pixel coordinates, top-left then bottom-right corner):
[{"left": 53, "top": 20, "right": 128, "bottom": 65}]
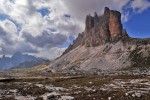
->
[{"left": 47, "top": 7, "right": 150, "bottom": 73}]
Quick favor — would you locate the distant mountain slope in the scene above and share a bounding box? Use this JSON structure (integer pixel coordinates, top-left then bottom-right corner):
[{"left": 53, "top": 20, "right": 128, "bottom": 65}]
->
[
  {"left": 0, "top": 52, "right": 49, "bottom": 71},
  {"left": 11, "top": 52, "right": 36, "bottom": 67},
  {"left": 47, "top": 7, "right": 150, "bottom": 73},
  {"left": 11, "top": 59, "right": 49, "bottom": 69}
]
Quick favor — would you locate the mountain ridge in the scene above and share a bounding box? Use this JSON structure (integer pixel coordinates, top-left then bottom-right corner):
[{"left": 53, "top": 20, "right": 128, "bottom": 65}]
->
[
  {"left": 0, "top": 52, "right": 49, "bottom": 71},
  {"left": 48, "top": 7, "right": 150, "bottom": 73}
]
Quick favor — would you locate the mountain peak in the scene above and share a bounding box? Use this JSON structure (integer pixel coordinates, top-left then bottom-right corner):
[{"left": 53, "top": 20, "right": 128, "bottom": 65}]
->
[
  {"left": 63, "top": 7, "right": 128, "bottom": 55},
  {"left": 104, "top": 7, "right": 110, "bottom": 15},
  {"left": 2, "top": 55, "right": 6, "bottom": 58},
  {"left": 12, "top": 51, "right": 23, "bottom": 58},
  {"left": 13, "top": 51, "right": 22, "bottom": 55},
  {"left": 82, "top": 7, "right": 128, "bottom": 46},
  {"left": 0, "top": 51, "right": 49, "bottom": 71}
]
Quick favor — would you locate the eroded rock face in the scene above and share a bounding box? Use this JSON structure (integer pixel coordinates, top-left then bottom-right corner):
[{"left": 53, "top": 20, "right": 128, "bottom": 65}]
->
[
  {"left": 63, "top": 7, "right": 129, "bottom": 55},
  {"left": 82, "top": 7, "right": 128, "bottom": 46},
  {"left": 108, "top": 9, "right": 122, "bottom": 41}
]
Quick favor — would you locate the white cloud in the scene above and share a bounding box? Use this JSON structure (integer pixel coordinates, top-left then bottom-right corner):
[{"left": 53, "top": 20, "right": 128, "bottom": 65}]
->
[
  {"left": 0, "top": 19, "right": 17, "bottom": 35},
  {"left": 0, "top": 19, "right": 38, "bottom": 55},
  {"left": 122, "top": 11, "right": 130, "bottom": 22},
  {"left": 0, "top": 0, "right": 84, "bottom": 59},
  {"left": 1, "top": 0, "right": 148, "bottom": 59},
  {"left": 0, "top": 19, "right": 19, "bottom": 44},
  {"left": 130, "top": 0, "right": 150, "bottom": 13},
  {"left": 62, "top": 0, "right": 130, "bottom": 21},
  {"left": 35, "top": 47, "right": 66, "bottom": 60}
]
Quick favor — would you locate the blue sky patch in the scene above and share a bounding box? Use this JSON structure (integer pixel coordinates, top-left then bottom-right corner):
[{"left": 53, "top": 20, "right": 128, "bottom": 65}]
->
[
  {"left": 58, "top": 36, "right": 75, "bottom": 48},
  {"left": 69, "top": 36, "right": 75, "bottom": 43},
  {"left": 38, "top": 8, "right": 50, "bottom": 17},
  {"left": 58, "top": 41, "right": 70, "bottom": 48},
  {"left": 123, "top": 8, "right": 150, "bottom": 38},
  {"left": 0, "top": 13, "right": 9, "bottom": 21}
]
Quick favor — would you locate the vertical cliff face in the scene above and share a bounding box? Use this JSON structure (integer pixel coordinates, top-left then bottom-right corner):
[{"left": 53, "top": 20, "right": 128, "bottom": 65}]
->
[
  {"left": 63, "top": 7, "right": 128, "bottom": 55},
  {"left": 108, "top": 8, "right": 122, "bottom": 41},
  {"left": 82, "top": 7, "right": 128, "bottom": 47}
]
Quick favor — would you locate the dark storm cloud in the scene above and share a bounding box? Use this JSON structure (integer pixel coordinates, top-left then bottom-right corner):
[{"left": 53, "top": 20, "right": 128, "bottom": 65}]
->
[{"left": 22, "top": 30, "right": 68, "bottom": 48}]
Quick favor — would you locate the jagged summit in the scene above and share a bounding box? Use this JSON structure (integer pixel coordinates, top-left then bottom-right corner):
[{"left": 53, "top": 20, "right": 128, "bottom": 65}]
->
[
  {"left": 0, "top": 52, "right": 49, "bottom": 71},
  {"left": 83, "top": 7, "right": 128, "bottom": 46},
  {"left": 63, "top": 7, "right": 128, "bottom": 55}
]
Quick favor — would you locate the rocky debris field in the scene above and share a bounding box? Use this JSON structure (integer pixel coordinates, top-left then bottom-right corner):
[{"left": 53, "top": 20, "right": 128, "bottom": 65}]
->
[{"left": 0, "top": 74, "right": 150, "bottom": 100}]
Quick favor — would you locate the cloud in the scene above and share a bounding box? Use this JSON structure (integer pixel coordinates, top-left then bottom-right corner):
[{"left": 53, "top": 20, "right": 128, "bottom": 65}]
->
[
  {"left": 130, "top": 0, "right": 150, "bottom": 13},
  {"left": 0, "top": 0, "right": 149, "bottom": 59},
  {"left": 62, "top": 0, "right": 130, "bottom": 21},
  {"left": 35, "top": 47, "right": 66, "bottom": 60},
  {"left": 0, "top": 0, "right": 83, "bottom": 59},
  {"left": 22, "top": 30, "right": 67, "bottom": 48},
  {"left": 0, "top": 19, "right": 17, "bottom": 45},
  {"left": 0, "top": 19, "right": 38, "bottom": 55},
  {"left": 121, "top": 0, "right": 150, "bottom": 22},
  {"left": 0, "top": 42, "right": 38, "bottom": 55},
  {"left": 122, "top": 11, "right": 130, "bottom": 22}
]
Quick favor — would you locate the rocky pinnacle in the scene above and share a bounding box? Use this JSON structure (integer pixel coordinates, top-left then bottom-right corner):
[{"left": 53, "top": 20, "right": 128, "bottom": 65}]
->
[{"left": 63, "top": 7, "right": 128, "bottom": 55}]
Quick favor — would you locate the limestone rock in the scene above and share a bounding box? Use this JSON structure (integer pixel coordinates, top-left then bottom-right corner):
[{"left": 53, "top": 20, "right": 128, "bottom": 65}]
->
[{"left": 64, "top": 7, "right": 129, "bottom": 55}]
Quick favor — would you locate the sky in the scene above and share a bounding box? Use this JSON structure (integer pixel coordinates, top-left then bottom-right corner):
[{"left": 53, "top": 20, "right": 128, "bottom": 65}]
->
[{"left": 0, "top": 0, "right": 150, "bottom": 59}]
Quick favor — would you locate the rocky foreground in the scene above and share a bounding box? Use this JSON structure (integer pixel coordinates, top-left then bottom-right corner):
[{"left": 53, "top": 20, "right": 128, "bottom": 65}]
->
[
  {"left": 0, "top": 73, "right": 150, "bottom": 100},
  {"left": 0, "top": 63, "right": 150, "bottom": 100}
]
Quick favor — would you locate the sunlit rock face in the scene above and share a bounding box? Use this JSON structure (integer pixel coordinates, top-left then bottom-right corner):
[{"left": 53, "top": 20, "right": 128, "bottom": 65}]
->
[
  {"left": 63, "top": 7, "right": 129, "bottom": 55},
  {"left": 82, "top": 7, "right": 128, "bottom": 46}
]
